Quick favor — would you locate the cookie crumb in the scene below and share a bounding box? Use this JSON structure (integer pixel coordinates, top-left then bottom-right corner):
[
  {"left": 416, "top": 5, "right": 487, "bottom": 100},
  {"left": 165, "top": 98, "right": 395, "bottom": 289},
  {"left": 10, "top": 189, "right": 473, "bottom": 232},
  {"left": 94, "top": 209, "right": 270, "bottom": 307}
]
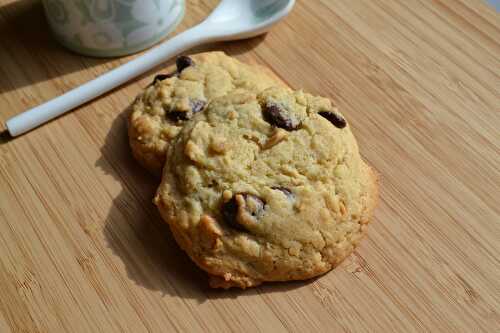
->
[
  {"left": 339, "top": 201, "right": 347, "bottom": 216},
  {"left": 199, "top": 215, "right": 223, "bottom": 250},
  {"left": 263, "top": 128, "right": 288, "bottom": 149},
  {"left": 228, "top": 110, "right": 238, "bottom": 120},
  {"left": 210, "top": 136, "right": 228, "bottom": 154},
  {"left": 184, "top": 140, "right": 204, "bottom": 162},
  {"left": 222, "top": 190, "right": 233, "bottom": 201}
]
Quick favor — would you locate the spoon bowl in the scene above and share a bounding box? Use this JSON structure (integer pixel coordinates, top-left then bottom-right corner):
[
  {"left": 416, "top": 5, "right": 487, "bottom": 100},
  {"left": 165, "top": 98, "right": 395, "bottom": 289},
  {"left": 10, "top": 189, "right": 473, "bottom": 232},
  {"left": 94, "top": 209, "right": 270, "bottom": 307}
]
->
[
  {"left": 6, "top": 0, "right": 296, "bottom": 136},
  {"left": 202, "top": 0, "right": 295, "bottom": 40}
]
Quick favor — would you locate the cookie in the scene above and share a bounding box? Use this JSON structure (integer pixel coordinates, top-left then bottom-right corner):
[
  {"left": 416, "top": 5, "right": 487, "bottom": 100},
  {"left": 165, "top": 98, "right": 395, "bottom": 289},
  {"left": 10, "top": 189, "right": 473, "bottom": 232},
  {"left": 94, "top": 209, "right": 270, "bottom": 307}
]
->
[
  {"left": 154, "top": 87, "right": 378, "bottom": 289},
  {"left": 128, "top": 52, "right": 284, "bottom": 174}
]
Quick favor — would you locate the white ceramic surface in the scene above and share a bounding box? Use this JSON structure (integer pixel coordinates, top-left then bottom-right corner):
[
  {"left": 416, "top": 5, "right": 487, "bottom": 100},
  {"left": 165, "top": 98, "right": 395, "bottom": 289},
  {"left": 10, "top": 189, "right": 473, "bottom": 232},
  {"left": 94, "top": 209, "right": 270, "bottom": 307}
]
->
[{"left": 42, "top": 0, "right": 185, "bottom": 57}]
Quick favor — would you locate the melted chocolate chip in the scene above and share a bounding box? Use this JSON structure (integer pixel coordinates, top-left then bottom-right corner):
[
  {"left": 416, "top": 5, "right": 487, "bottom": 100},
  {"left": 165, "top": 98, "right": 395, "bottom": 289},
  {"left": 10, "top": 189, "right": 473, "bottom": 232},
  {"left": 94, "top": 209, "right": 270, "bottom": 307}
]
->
[
  {"left": 190, "top": 99, "right": 206, "bottom": 114},
  {"left": 152, "top": 55, "right": 193, "bottom": 85},
  {"left": 222, "top": 193, "right": 265, "bottom": 231},
  {"left": 176, "top": 56, "right": 194, "bottom": 73},
  {"left": 167, "top": 99, "right": 206, "bottom": 122},
  {"left": 152, "top": 73, "right": 175, "bottom": 84},
  {"left": 167, "top": 110, "right": 189, "bottom": 121},
  {"left": 318, "top": 111, "right": 346, "bottom": 129},
  {"left": 262, "top": 103, "right": 300, "bottom": 131},
  {"left": 271, "top": 186, "right": 295, "bottom": 200}
]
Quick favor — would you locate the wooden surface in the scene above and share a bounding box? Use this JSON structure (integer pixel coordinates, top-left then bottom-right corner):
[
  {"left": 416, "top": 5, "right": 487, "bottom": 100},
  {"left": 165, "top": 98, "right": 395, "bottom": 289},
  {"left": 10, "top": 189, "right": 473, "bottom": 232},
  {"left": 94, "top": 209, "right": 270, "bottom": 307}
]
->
[{"left": 0, "top": 0, "right": 499, "bottom": 331}]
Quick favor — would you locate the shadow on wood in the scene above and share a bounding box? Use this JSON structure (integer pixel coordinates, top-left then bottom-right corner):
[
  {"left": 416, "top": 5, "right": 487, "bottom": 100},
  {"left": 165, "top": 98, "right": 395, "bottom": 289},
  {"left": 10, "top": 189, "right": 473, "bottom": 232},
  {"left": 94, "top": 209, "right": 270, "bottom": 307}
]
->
[
  {"left": 0, "top": 0, "right": 110, "bottom": 93},
  {"left": 0, "top": 130, "right": 12, "bottom": 145},
  {"left": 94, "top": 105, "right": 207, "bottom": 302}
]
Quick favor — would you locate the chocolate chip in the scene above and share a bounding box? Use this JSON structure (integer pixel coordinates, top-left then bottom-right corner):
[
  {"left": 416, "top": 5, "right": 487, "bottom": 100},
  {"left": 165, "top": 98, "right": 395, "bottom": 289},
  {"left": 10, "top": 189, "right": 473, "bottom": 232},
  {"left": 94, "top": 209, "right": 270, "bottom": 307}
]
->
[
  {"left": 167, "top": 110, "right": 189, "bottom": 121},
  {"left": 152, "top": 73, "right": 175, "bottom": 84},
  {"left": 167, "top": 99, "right": 206, "bottom": 122},
  {"left": 221, "top": 193, "right": 265, "bottom": 231},
  {"left": 176, "top": 56, "right": 194, "bottom": 73},
  {"left": 263, "top": 103, "right": 300, "bottom": 131},
  {"left": 271, "top": 186, "right": 295, "bottom": 200},
  {"left": 152, "top": 56, "right": 193, "bottom": 85},
  {"left": 318, "top": 111, "right": 346, "bottom": 129},
  {"left": 190, "top": 99, "right": 206, "bottom": 114},
  {"left": 152, "top": 55, "right": 193, "bottom": 84}
]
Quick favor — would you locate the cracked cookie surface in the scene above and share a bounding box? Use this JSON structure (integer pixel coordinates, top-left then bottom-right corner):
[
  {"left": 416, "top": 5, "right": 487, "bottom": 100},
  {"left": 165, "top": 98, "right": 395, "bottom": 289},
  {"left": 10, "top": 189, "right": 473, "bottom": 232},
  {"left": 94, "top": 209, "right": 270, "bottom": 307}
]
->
[
  {"left": 155, "top": 87, "right": 378, "bottom": 288},
  {"left": 128, "top": 52, "right": 283, "bottom": 174}
]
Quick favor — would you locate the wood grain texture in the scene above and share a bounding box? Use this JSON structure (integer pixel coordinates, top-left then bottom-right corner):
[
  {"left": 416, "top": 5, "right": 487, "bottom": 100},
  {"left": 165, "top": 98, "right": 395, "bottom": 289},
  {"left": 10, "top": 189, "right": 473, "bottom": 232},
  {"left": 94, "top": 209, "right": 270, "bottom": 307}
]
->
[{"left": 0, "top": 0, "right": 499, "bottom": 332}]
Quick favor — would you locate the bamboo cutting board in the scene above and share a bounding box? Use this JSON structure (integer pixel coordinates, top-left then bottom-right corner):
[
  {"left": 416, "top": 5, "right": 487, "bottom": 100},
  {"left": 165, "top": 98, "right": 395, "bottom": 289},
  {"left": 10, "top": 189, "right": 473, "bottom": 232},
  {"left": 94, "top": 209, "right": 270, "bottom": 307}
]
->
[{"left": 0, "top": 0, "right": 499, "bottom": 332}]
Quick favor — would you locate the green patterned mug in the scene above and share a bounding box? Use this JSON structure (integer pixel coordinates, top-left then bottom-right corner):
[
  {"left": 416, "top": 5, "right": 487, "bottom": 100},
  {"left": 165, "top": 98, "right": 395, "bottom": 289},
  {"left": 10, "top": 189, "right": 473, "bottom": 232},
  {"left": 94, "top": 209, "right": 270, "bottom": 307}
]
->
[{"left": 42, "top": 0, "right": 185, "bottom": 57}]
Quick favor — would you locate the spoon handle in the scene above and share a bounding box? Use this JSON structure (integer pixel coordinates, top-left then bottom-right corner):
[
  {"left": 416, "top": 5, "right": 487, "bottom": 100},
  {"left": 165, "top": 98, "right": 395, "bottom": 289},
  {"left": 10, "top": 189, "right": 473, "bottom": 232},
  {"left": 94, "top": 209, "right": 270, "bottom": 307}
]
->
[{"left": 6, "top": 26, "right": 206, "bottom": 137}]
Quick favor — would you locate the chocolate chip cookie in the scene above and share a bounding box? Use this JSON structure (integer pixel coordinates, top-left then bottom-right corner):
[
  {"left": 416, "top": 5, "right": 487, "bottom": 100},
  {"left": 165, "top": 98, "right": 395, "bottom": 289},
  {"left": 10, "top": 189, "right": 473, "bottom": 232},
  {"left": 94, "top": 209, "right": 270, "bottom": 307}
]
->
[
  {"left": 155, "top": 87, "right": 378, "bottom": 289},
  {"left": 128, "top": 52, "right": 283, "bottom": 174}
]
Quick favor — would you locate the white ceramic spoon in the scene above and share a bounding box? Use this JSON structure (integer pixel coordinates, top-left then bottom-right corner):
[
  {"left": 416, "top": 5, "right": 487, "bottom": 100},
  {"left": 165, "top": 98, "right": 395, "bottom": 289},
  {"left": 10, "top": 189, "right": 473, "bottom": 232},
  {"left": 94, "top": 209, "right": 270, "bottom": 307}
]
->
[{"left": 6, "top": 0, "right": 295, "bottom": 136}]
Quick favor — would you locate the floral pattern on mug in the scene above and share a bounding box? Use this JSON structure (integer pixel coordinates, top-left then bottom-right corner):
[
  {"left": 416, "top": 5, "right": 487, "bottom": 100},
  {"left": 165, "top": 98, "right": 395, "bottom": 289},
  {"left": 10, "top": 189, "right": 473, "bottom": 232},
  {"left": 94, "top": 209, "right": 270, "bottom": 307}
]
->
[
  {"left": 89, "top": 0, "right": 116, "bottom": 23},
  {"left": 79, "top": 22, "right": 125, "bottom": 50},
  {"left": 128, "top": 0, "right": 164, "bottom": 45},
  {"left": 42, "top": 0, "right": 184, "bottom": 57}
]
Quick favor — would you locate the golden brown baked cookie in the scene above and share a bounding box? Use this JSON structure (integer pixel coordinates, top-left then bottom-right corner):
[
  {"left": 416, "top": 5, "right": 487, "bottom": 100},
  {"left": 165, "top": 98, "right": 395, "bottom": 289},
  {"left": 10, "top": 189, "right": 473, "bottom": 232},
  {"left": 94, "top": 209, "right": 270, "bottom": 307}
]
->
[
  {"left": 155, "top": 87, "right": 378, "bottom": 289},
  {"left": 128, "top": 52, "right": 283, "bottom": 174}
]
